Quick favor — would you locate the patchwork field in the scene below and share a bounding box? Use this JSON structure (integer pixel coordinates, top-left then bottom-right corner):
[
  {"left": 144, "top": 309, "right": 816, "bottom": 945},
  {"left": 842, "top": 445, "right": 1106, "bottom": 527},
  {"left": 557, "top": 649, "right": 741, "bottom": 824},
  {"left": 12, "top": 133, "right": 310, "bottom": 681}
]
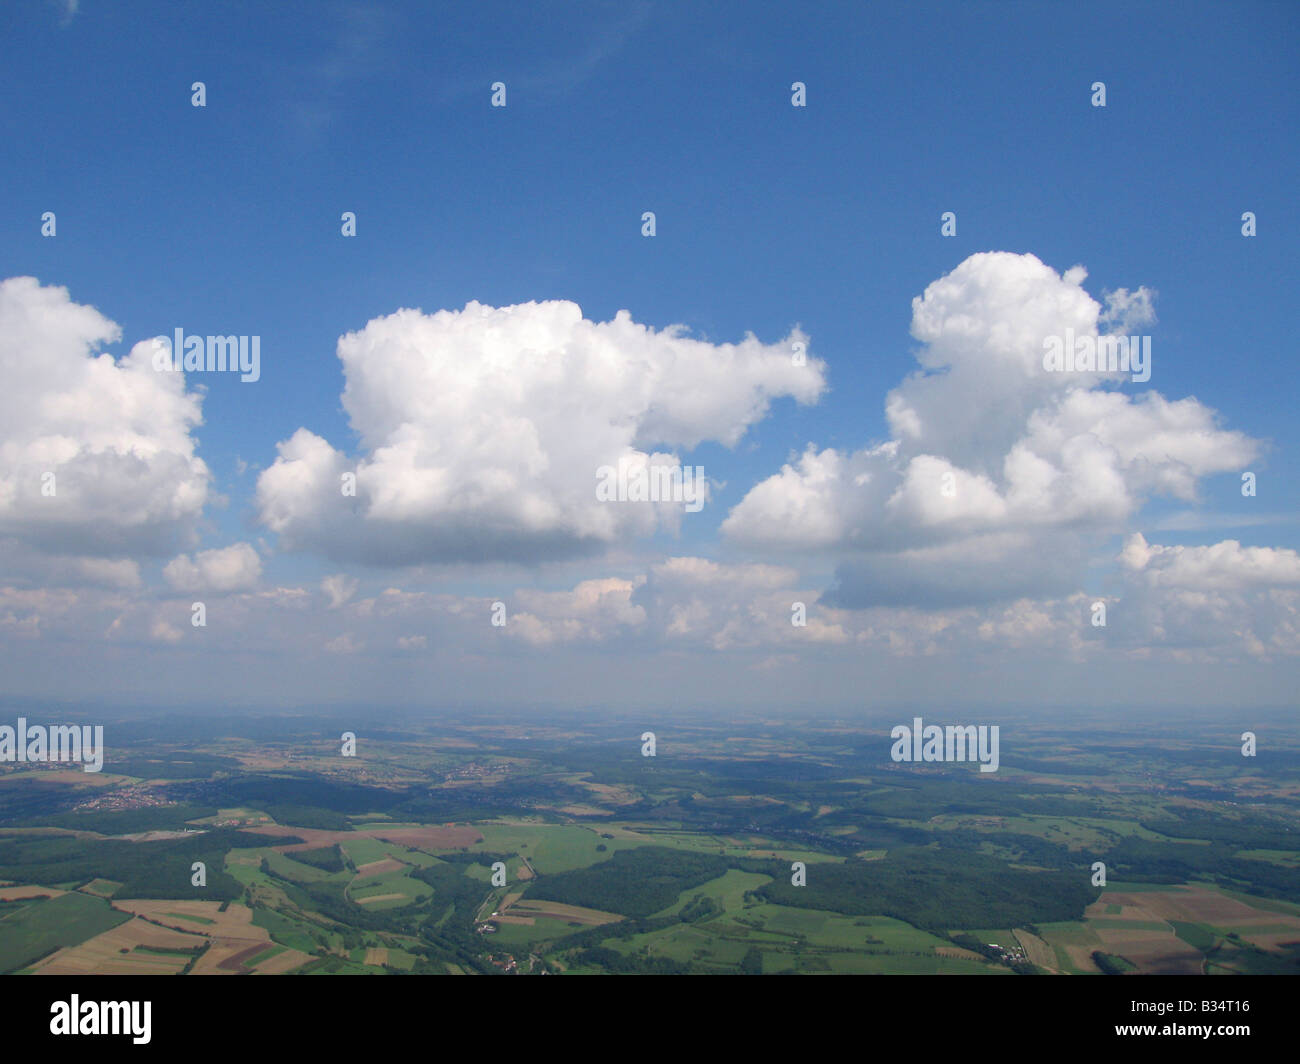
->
[
  {"left": 112, "top": 899, "right": 312, "bottom": 974},
  {"left": 1032, "top": 884, "right": 1300, "bottom": 975},
  {"left": 32, "top": 915, "right": 204, "bottom": 974},
  {"left": 2, "top": 710, "right": 1297, "bottom": 977}
]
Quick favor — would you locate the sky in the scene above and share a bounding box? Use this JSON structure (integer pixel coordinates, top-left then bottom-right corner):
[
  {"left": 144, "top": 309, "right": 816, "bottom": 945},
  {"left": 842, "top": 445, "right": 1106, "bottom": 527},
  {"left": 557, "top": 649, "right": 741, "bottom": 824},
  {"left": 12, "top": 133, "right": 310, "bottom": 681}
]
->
[{"left": 1, "top": 0, "right": 1297, "bottom": 714}]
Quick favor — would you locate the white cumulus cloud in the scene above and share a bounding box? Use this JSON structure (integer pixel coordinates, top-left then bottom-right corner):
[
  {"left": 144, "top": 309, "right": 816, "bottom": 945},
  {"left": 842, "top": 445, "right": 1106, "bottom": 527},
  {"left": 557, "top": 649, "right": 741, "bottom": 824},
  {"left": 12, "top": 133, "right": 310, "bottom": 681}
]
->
[
  {"left": 722, "top": 252, "right": 1261, "bottom": 606},
  {"left": 163, "top": 543, "right": 262, "bottom": 593},
  {"left": 256, "top": 300, "right": 825, "bottom": 564},
  {"left": 0, "top": 277, "right": 211, "bottom": 559}
]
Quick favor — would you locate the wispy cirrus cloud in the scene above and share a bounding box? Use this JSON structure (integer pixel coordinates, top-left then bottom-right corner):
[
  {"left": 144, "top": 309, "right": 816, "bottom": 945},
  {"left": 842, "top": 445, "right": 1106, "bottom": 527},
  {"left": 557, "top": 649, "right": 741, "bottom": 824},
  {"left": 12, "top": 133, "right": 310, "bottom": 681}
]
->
[{"left": 435, "top": 1, "right": 653, "bottom": 104}]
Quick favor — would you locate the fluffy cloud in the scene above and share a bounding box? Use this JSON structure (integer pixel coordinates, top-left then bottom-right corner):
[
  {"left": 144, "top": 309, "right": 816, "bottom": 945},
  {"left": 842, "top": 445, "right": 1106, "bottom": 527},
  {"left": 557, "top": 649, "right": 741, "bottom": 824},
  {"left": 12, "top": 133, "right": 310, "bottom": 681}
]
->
[
  {"left": 1107, "top": 535, "right": 1300, "bottom": 661},
  {"left": 722, "top": 253, "right": 1260, "bottom": 606},
  {"left": 0, "top": 546, "right": 1293, "bottom": 716},
  {"left": 256, "top": 301, "right": 825, "bottom": 564},
  {"left": 163, "top": 543, "right": 262, "bottom": 592},
  {"left": 627, "top": 556, "right": 847, "bottom": 650},
  {"left": 507, "top": 577, "right": 647, "bottom": 646},
  {"left": 0, "top": 277, "right": 211, "bottom": 558},
  {"left": 1120, "top": 533, "right": 1300, "bottom": 592}
]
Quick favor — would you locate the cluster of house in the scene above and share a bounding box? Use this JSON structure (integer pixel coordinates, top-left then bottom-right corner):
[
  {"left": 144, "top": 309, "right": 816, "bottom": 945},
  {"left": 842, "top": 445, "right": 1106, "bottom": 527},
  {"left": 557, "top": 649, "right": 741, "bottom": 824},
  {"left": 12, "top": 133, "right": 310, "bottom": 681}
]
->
[
  {"left": 72, "top": 785, "right": 171, "bottom": 813},
  {"left": 987, "top": 942, "right": 1027, "bottom": 964}
]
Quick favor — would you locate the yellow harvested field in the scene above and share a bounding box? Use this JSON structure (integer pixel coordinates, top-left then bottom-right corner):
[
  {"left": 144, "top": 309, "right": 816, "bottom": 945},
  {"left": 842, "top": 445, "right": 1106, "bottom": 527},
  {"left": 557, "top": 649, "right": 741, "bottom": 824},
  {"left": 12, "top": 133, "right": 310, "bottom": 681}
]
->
[
  {"left": 355, "top": 893, "right": 405, "bottom": 905},
  {"left": 1130, "top": 887, "right": 1291, "bottom": 927},
  {"left": 354, "top": 858, "right": 405, "bottom": 879},
  {"left": 77, "top": 879, "right": 121, "bottom": 898},
  {"left": 0, "top": 885, "right": 64, "bottom": 900},
  {"left": 507, "top": 899, "right": 620, "bottom": 925},
  {"left": 1065, "top": 944, "right": 1102, "bottom": 972},
  {"left": 227, "top": 852, "right": 262, "bottom": 867},
  {"left": 114, "top": 899, "right": 254, "bottom": 935},
  {"left": 1239, "top": 928, "right": 1300, "bottom": 951},
  {"left": 935, "top": 946, "right": 983, "bottom": 961},
  {"left": 492, "top": 915, "right": 535, "bottom": 925},
  {"left": 253, "top": 948, "right": 312, "bottom": 974},
  {"left": 363, "top": 948, "right": 388, "bottom": 966},
  {"left": 1014, "top": 928, "right": 1057, "bottom": 972}
]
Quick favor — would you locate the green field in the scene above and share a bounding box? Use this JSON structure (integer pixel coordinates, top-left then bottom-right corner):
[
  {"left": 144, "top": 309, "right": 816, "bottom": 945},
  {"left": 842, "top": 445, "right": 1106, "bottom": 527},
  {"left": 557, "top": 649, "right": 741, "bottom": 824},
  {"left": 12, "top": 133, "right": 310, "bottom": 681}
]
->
[
  {"left": 0, "top": 892, "right": 130, "bottom": 972},
  {"left": 488, "top": 915, "right": 579, "bottom": 947},
  {"left": 651, "top": 869, "right": 771, "bottom": 918},
  {"left": 348, "top": 866, "right": 430, "bottom": 908},
  {"left": 1170, "top": 920, "right": 1220, "bottom": 951},
  {"left": 163, "top": 910, "right": 215, "bottom": 926},
  {"left": 245, "top": 943, "right": 287, "bottom": 966},
  {"left": 473, "top": 822, "right": 645, "bottom": 874},
  {"left": 264, "top": 851, "right": 337, "bottom": 884},
  {"left": 338, "top": 837, "right": 394, "bottom": 866},
  {"left": 252, "top": 906, "right": 326, "bottom": 953}
]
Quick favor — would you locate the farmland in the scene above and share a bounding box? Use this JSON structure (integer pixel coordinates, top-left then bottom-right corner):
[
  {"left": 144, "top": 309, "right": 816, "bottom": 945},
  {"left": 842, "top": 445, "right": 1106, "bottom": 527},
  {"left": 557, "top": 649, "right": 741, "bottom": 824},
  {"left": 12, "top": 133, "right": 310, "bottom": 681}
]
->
[{"left": 0, "top": 705, "right": 1296, "bottom": 975}]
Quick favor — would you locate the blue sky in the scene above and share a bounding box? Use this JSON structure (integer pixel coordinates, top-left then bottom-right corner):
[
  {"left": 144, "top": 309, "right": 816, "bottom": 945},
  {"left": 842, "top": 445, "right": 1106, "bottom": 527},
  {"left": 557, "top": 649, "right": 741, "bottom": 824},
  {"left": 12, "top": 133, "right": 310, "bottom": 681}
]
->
[{"left": 1, "top": 1, "right": 1297, "bottom": 712}]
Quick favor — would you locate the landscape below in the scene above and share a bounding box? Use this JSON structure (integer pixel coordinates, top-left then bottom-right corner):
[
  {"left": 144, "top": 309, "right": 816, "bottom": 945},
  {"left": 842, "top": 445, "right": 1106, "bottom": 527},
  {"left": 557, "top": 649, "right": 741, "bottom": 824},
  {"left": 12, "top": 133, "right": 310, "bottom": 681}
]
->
[{"left": 1, "top": 707, "right": 1297, "bottom": 976}]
